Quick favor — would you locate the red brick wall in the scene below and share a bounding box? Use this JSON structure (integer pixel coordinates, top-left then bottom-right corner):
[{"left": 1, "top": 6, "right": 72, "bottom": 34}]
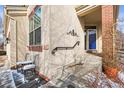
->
[{"left": 102, "top": 5, "right": 114, "bottom": 63}]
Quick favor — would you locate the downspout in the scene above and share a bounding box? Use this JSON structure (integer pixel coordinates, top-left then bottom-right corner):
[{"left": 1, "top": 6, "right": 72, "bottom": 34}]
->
[
  {"left": 5, "top": 14, "right": 18, "bottom": 62},
  {"left": 15, "top": 20, "right": 18, "bottom": 62}
]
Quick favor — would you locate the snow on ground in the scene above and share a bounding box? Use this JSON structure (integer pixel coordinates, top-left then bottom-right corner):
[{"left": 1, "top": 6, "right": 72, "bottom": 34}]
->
[
  {"left": 1, "top": 54, "right": 124, "bottom": 88},
  {"left": 42, "top": 69, "right": 124, "bottom": 88},
  {"left": 81, "top": 70, "right": 124, "bottom": 88},
  {"left": 118, "top": 71, "right": 124, "bottom": 83},
  {"left": 0, "top": 70, "right": 16, "bottom": 88}
]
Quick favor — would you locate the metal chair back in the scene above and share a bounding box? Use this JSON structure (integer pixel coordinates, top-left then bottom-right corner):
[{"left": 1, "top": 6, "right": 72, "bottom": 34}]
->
[
  {"left": 25, "top": 53, "right": 31, "bottom": 61},
  {"left": 33, "top": 54, "right": 40, "bottom": 70}
]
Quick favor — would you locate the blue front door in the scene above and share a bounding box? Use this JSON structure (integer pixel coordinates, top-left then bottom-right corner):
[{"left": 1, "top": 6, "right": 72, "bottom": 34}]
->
[{"left": 89, "top": 30, "right": 96, "bottom": 49}]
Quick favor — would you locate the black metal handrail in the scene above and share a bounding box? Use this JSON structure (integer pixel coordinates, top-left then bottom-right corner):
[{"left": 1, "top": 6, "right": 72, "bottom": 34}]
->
[{"left": 51, "top": 41, "right": 80, "bottom": 55}]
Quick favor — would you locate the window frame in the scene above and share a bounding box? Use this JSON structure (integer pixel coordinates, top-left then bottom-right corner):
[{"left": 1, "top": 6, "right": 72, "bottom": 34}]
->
[
  {"left": 84, "top": 26, "right": 97, "bottom": 50},
  {"left": 29, "top": 6, "right": 41, "bottom": 46}
]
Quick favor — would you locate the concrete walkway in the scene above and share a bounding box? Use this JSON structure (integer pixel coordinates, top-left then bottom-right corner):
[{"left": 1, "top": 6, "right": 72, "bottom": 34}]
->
[{"left": 0, "top": 56, "right": 16, "bottom": 88}]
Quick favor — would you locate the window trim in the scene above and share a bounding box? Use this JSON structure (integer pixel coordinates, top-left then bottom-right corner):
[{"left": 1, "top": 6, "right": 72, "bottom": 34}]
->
[
  {"left": 28, "top": 5, "right": 42, "bottom": 18},
  {"left": 29, "top": 6, "right": 41, "bottom": 46}
]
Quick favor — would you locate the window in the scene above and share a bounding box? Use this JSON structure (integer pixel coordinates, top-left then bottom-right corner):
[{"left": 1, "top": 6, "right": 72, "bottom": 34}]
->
[{"left": 29, "top": 7, "right": 41, "bottom": 45}]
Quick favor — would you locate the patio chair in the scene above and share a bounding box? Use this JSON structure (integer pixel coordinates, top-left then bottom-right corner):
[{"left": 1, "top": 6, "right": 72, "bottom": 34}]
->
[
  {"left": 16, "top": 53, "right": 33, "bottom": 66},
  {"left": 22, "top": 54, "right": 39, "bottom": 80},
  {"left": 16, "top": 53, "right": 35, "bottom": 73}
]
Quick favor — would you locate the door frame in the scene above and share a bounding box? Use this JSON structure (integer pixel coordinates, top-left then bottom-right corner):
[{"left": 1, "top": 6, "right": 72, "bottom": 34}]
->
[{"left": 84, "top": 26, "right": 97, "bottom": 51}]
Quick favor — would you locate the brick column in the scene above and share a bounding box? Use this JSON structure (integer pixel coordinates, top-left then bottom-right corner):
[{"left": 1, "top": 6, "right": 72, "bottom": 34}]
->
[
  {"left": 102, "top": 5, "right": 115, "bottom": 64},
  {"left": 102, "top": 5, "right": 118, "bottom": 79}
]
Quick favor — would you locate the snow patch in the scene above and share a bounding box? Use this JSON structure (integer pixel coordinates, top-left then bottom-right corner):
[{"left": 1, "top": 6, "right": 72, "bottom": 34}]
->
[{"left": 118, "top": 71, "right": 124, "bottom": 83}]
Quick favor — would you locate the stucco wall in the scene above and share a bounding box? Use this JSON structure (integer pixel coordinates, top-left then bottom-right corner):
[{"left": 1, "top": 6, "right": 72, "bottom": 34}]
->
[
  {"left": 44, "top": 6, "right": 84, "bottom": 79},
  {"left": 27, "top": 5, "right": 84, "bottom": 79},
  {"left": 14, "top": 16, "right": 29, "bottom": 62},
  {"left": 6, "top": 15, "right": 29, "bottom": 67},
  {"left": 97, "top": 24, "right": 102, "bottom": 53}
]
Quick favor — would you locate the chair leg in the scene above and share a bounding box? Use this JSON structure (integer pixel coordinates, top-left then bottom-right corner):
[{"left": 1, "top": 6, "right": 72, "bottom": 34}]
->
[
  {"left": 23, "top": 70, "right": 28, "bottom": 83},
  {"left": 17, "top": 65, "right": 19, "bottom": 72},
  {"left": 32, "top": 68, "right": 36, "bottom": 75}
]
